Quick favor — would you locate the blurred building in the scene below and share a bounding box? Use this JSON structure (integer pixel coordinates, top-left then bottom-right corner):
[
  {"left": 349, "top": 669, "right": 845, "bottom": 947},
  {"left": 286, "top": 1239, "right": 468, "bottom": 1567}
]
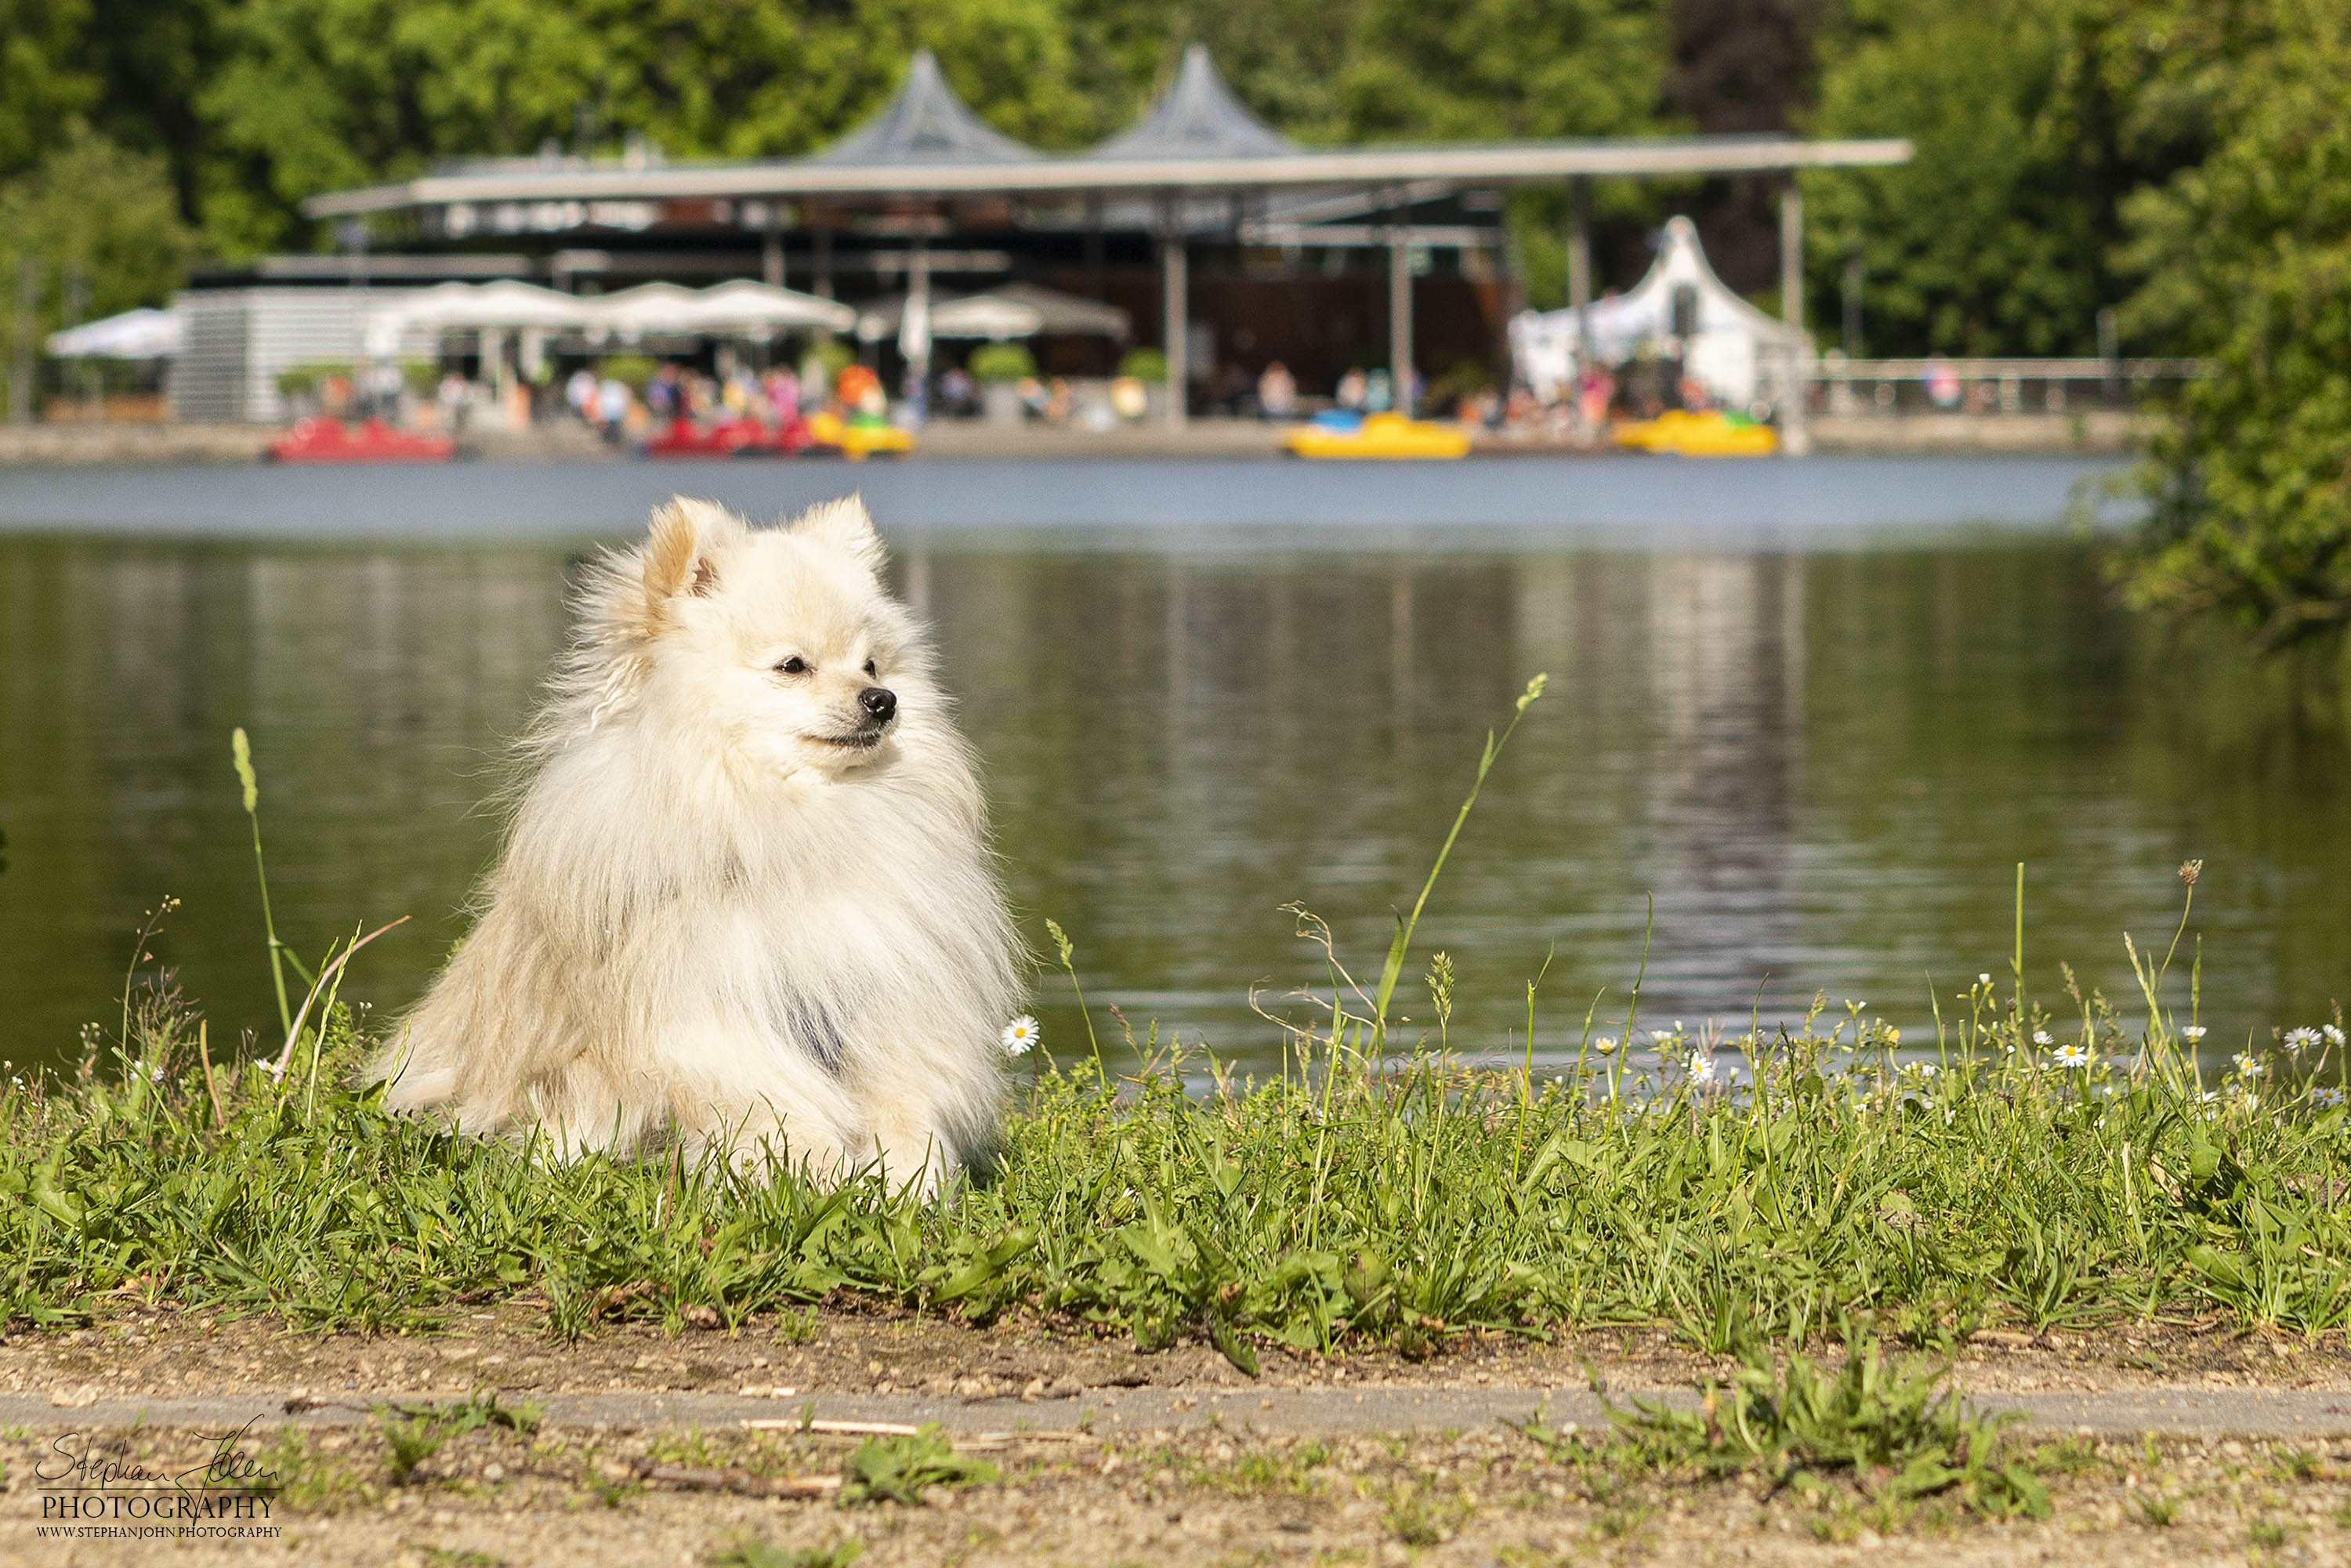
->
[{"left": 175, "top": 47, "right": 1906, "bottom": 423}]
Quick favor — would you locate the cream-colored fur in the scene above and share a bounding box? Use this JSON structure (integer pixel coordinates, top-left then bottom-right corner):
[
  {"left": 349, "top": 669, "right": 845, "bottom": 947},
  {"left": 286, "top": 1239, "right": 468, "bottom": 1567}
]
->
[{"left": 371, "top": 495, "right": 1019, "bottom": 1195}]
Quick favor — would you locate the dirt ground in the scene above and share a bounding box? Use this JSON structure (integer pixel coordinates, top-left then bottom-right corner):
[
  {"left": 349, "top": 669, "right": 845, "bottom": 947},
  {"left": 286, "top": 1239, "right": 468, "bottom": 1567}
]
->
[
  {"left": 6, "top": 1410, "right": 2351, "bottom": 1565},
  {"left": 9, "top": 1307, "right": 2351, "bottom": 1564},
  {"left": 5, "top": 1302, "right": 2348, "bottom": 1406}
]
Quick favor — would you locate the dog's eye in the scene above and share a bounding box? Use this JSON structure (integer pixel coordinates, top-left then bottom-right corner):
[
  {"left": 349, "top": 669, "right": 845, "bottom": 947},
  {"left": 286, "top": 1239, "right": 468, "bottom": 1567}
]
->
[
  {"left": 862, "top": 659, "right": 878, "bottom": 678},
  {"left": 774, "top": 656, "right": 807, "bottom": 675}
]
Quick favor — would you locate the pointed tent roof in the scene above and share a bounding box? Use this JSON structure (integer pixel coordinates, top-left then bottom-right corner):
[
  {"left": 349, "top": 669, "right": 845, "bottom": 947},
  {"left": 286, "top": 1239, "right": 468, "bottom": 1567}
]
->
[
  {"left": 809, "top": 49, "right": 1039, "bottom": 166},
  {"left": 1090, "top": 44, "right": 1297, "bottom": 161}
]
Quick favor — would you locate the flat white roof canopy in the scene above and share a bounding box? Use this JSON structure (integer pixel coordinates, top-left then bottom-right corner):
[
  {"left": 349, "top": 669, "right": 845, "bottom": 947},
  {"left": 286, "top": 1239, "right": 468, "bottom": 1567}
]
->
[{"left": 305, "top": 47, "right": 1908, "bottom": 220}]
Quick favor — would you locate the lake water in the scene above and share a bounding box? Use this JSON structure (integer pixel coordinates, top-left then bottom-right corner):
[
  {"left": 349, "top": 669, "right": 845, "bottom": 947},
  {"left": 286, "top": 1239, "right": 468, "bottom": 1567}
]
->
[{"left": 2, "top": 455, "right": 2344, "bottom": 1077}]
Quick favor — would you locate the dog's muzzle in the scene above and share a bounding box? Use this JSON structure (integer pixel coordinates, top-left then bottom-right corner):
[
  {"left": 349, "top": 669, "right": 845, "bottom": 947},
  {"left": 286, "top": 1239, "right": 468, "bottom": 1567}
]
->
[{"left": 857, "top": 686, "right": 897, "bottom": 730}]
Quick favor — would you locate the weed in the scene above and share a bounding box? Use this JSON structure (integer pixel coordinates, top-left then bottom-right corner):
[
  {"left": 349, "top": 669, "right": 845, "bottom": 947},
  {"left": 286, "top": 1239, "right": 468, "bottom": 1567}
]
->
[
  {"left": 408, "top": 1548, "right": 503, "bottom": 1567},
  {"left": 1562, "top": 1338, "right": 2051, "bottom": 1519},
  {"left": 258, "top": 1429, "right": 375, "bottom": 1513},
  {"left": 2250, "top": 1518, "right": 2288, "bottom": 1547},
  {"left": 1380, "top": 1479, "right": 1473, "bottom": 1545},
  {"left": 710, "top": 1541, "right": 866, "bottom": 1568},
  {"left": 837, "top": 1426, "right": 998, "bottom": 1505},
  {"left": 378, "top": 1410, "right": 446, "bottom": 1485},
  {"left": 1192, "top": 1440, "right": 1331, "bottom": 1495},
  {"left": 2134, "top": 1491, "right": 2181, "bottom": 1526}
]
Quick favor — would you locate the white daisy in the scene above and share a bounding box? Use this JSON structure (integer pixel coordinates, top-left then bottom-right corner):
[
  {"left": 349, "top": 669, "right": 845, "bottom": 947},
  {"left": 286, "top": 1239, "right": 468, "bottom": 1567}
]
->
[
  {"left": 1979, "top": 973, "right": 1993, "bottom": 986},
  {"left": 2033, "top": 1029, "right": 2054, "bottom": 1046},
  {"left": 2311, "top": 1087, "right": 2346, "bottom": 1109},
  {"left": 1592, "top": 1037, "right": 1617, "bottom": 1056},
  {"left": 2327, "top": 1026, "right": 2347, "bottom": 1047},
  {"left": 2183, "top": 1025, "right": 2208, "bottom": 1041},
  {"left": 1686, "top": 1051, "right": 1717, "bottom": 1087},
  {"left": 2051, "top": 1043, "right": 2092, "bottom": 1070},
  {"left": 2284, "top": 1027, "right": 2320, "bottom": 1052},
  {"left": 1000, "top": 1016, "right": 1041, "bottom": 1056},
  {"left": 2232, "top": 1051, "right": 2260, "bottom": 1078}
]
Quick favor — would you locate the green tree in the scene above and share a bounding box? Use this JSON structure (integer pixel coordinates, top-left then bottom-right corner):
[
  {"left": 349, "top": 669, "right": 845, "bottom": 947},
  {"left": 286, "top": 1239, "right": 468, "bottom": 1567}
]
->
[
  {"left": 0, "top": 0, "right": 101, "bottom": 178},
  {"left": 0, "top": 123, "right": 193, "bottom": 416},
  {"left": 2116, "top": 0, "right": 2351, "bottom": 649},
  {"left": 189, "top": 0, "right": 1103, "bottom": 256},
  {"left": 1801, "top": 0, "right": 2106, "bottom": 355}
]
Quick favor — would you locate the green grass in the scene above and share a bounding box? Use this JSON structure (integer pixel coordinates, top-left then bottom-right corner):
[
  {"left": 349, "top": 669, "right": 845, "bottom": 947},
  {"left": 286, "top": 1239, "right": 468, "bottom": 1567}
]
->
[
  {"left": 5, "top": 683, "right": 2348, "bottom": 1362},
  {"left": 3, "top": 972, "right": 2349, "bottom": 1357}
]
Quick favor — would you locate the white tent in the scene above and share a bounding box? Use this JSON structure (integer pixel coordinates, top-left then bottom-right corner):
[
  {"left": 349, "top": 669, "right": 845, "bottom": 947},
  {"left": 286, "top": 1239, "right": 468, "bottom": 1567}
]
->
[
  {"left": 1509, "top": 216, "right": 1807, "bottom": 410},
  {"left": 46, "top": 307, "right": 187, "bottom": 359}
]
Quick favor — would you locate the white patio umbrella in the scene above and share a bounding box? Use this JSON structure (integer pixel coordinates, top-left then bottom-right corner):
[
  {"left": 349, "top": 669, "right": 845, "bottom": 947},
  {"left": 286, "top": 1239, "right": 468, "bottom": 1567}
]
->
[
  {"left": 928, "top": 295, "right": 1045, "bottom": 341},
  {"left": 677, "top": 281, "right": 855, "bottom": 335},
  {"left": 370, "top": 281, "right": 602, "bottom": 331},
  {"left": 585, "top": 282, "right": 708, "bottom": 339},
  {"left": 855, "top": 293, "right": 1048, "bottom": 342},
  {"left": 45, "top": 307, "right": 186, "bottom": 359}
]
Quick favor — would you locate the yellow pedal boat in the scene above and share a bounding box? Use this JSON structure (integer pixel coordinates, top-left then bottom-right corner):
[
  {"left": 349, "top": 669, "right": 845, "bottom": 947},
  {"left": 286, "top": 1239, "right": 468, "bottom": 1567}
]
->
[
  {"left": 806, "top": 411, "right": 915, "bottom": 460},
  {"left": 1610, "top": 409, "right": 1779, "bottom": 457},
  {"left": 1285, "top": 411, "right": 1473, "bottom": 460}
]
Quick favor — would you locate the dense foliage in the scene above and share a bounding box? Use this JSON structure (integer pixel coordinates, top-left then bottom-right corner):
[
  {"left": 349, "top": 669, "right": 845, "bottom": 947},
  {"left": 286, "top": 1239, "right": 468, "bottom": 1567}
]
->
[{"left": 2112, "top": 0, "right": 2351, "bottom": 647}]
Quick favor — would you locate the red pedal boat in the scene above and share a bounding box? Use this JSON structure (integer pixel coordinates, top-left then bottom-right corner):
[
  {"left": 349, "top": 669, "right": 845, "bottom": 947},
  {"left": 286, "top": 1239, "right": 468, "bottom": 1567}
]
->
[
  {"left": 642, "top": 415, "right": 824, "bottom": 458},
  {"left": 266, "top": 417, "right": 455, "bottom": 463}
]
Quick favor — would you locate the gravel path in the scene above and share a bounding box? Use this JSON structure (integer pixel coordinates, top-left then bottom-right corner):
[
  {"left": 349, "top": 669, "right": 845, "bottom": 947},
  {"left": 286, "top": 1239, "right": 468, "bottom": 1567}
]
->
[{"left": 11, "top": 1381, "right": 2351, "bottom": 1438}]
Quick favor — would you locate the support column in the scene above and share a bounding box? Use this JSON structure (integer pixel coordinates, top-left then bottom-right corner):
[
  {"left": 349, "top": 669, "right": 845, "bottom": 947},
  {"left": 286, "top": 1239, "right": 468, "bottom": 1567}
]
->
[
  {"left": 1569, "top": 176, "right": 1592, "bottom": 428},
  {"left": 1779, "top": 177, "right": 1811, "bottom": 455},
  {"left": 1568, "top": 177, "right": 1592, "bottom": 317},
  {"left": 1160, "top": 212, "right": 1187, "bottom": 429},
  {"left": 762, "top": 209, "right": 784, "bottom": 288},
  {"left": 9, "top": 258, "right": 38, "bottom": 425},
  {"left": 1389, "top": 219, "right": 1414, "bottom": 417},
  {"left": 813, "top": 226, "right": 835, "bottom": 300}
]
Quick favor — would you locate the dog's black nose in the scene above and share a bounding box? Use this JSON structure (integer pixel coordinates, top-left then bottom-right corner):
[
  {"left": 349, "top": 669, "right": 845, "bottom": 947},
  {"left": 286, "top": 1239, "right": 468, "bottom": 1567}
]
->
[{"left": 858, "top": 686, "right": 897, "bottom": 724}]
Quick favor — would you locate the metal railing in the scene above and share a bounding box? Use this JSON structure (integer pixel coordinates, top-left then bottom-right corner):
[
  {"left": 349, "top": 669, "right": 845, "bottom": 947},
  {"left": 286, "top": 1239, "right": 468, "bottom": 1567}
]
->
[{"left": 1808, "top": 356, "right": 2204, "bottom": 417}]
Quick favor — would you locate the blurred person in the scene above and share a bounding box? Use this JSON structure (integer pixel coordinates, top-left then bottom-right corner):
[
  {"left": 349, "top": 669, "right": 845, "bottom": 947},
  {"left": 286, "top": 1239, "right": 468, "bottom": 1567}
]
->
[
  {"left": 763, "top": 366, "right": 800, "bottom": 425},
  {"left": 437, "top": 371, "right": 469, "bottom": 435},
  {"left": 1256, "top": 360, "right": 1297, "bottom": 419},
  {"left": 937, "top": 364, "right": 975, "bottom": 418},
  {"left": 799, "top": 348, "right": 835, "bottom": 414},
  {"left": 646, "top": 364, "right": 679, "bottom": 420},
  {"left": 596, "top": 375, "right": 631, "bottom": 443},
  {"left": 1577, "top": 365, "right": 1615, "bottom": 429},
  {"left": 1336, "top": 368, "right": 1367, "bottom": 411},
  {"left": 566, "top": 368, "right": 597, "bottom": 422}
]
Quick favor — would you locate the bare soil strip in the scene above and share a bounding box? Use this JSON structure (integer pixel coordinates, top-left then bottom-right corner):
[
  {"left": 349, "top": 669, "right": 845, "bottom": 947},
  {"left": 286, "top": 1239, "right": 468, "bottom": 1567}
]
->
[{"left": 9, "top": 1311, "right": 2351, "bottom": 1562}]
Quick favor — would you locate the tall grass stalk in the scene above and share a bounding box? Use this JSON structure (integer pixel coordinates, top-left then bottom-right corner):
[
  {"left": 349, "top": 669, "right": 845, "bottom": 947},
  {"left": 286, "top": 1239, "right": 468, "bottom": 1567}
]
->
[
  {"left": 231, "top": 728, "right": 295, "bottom": 1038},
  {"left": 1369, "top": 673, "right": 1545, "bottom": 1041}
]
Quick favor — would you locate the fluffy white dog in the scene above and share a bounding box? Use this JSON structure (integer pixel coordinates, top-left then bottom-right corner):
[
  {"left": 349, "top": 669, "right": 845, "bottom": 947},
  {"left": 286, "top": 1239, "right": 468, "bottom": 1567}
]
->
[{"left": 372, "top": 494, "right": 1020, "bottom": 1193}]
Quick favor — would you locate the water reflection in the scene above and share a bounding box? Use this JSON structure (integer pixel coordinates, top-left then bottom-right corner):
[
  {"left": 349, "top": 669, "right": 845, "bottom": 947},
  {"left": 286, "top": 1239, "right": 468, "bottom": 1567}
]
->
[{"left": 2, "top": 534, "right": 2344, "bottom": 1077}]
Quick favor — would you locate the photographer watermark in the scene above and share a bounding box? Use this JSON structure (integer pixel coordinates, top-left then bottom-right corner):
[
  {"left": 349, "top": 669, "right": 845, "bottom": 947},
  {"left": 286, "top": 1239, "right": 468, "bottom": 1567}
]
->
[{"left": 31, "top": 1418, "right": 283, "bottom": 1540}]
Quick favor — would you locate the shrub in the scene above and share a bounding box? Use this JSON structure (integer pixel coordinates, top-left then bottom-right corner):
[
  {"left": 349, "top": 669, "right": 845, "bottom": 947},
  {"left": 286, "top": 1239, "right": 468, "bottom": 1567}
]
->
[
  {"left": 1118, "top": 346, "right": 1168, "bottom": 383},
  {"left": 593, "top": 353, "right": 658, "bottom": 389},
  {"left": 965, "top": 342, "right": 1037, "bottom": 383}
]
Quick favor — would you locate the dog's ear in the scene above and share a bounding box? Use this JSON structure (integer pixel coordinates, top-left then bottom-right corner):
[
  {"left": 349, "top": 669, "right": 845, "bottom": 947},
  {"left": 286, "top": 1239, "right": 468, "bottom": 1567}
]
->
[
  {"left": 640, "top": 498, "right": 739, "bottom": 622},
  {"left": 790, "top": 494, "right": 886, "bottom": 574}
]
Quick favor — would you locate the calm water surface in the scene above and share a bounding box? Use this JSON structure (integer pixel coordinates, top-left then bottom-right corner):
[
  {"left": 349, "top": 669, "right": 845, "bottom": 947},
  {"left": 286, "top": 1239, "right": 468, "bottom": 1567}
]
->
[{"left": 2, "top": 456, "right": 2344, "bottom": 1076}]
